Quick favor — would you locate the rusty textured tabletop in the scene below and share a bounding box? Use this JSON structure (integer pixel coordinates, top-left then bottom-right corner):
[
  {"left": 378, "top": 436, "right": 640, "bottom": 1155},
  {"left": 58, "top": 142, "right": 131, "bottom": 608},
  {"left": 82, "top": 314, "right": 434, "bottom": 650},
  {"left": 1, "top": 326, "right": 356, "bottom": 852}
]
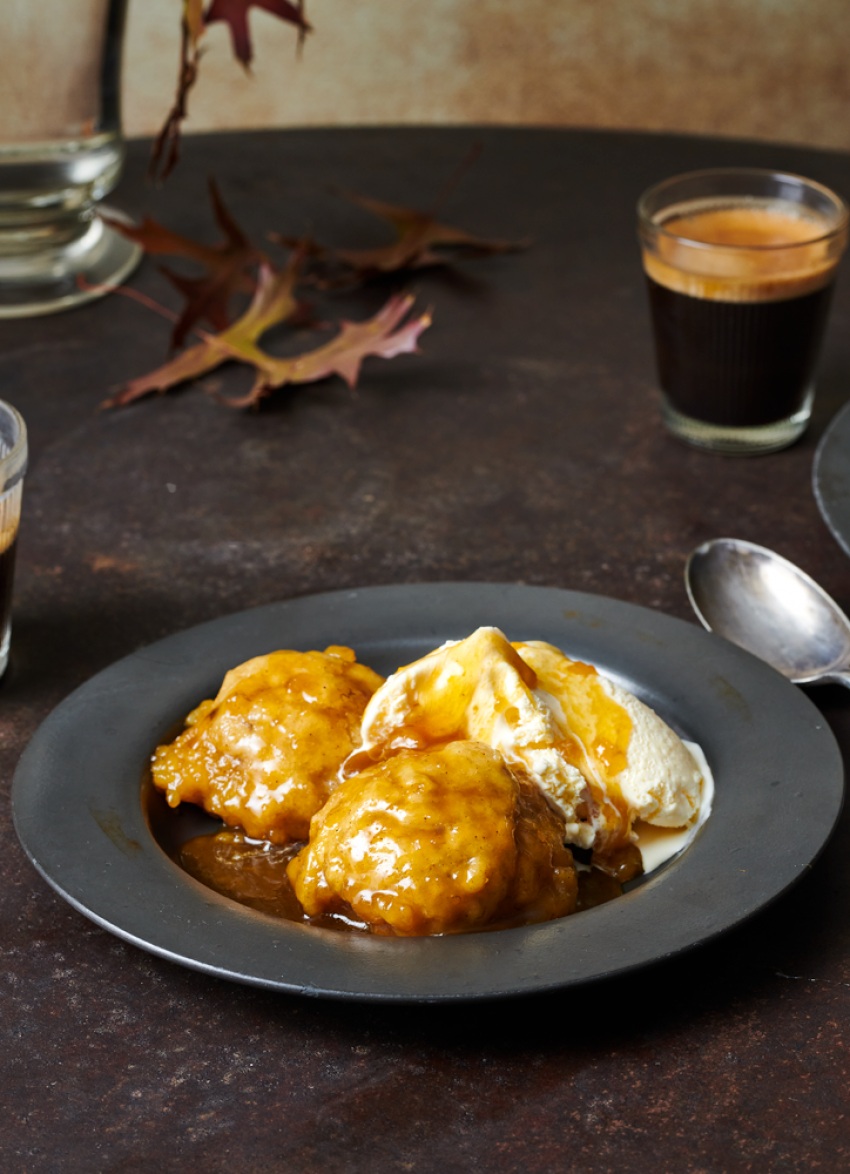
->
[{"left": 3, "top": 128, "right": 850, "bottom": 1173}]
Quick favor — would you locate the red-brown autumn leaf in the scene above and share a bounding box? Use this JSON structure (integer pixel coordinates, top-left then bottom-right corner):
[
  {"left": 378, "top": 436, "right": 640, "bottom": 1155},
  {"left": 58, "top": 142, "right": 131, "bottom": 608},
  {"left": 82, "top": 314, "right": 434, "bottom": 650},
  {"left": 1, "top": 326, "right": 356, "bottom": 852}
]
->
[
  {"left": 205, "top": 0, "right": 311, "bottom": 67},
  {"left": 334, "top": 189, "right": 528, "bottom": 273},
  {"left": 102, "top": 180, "right": 260, "bottom": 347},
  {"left": 272, "top": 192, "right": 527, "bottom": 283},
  {"left": 103, "top": 258, "right": 301, "bottom": 408},
  {"left": 151, "top": 0, "right": 310, "bottom": 179},
  {"left": 158, "top": 269, "right": 235, "bottom": 336},
  {"left": 102, "top": 260, "right": 431, "bottom": 410},
  {"left": 223, "top": 290, "right": 433, "bottom": 408}
]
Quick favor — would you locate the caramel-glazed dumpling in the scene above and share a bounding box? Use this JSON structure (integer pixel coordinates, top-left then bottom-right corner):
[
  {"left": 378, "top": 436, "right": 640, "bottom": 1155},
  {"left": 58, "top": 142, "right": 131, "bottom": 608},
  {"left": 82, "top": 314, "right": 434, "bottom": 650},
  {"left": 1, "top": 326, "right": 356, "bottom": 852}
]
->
[
  {"left": 354, "top": 627, "right": 702, "bottom": 877},
  {"left": 151, "top": 646, "right": 384, "bottom": 843},
  {"left": 352, "top": 626, "right": 599, "bottom": 849},
  {"left": 288, "top": 741, "right": 577, "bottom": 936}
]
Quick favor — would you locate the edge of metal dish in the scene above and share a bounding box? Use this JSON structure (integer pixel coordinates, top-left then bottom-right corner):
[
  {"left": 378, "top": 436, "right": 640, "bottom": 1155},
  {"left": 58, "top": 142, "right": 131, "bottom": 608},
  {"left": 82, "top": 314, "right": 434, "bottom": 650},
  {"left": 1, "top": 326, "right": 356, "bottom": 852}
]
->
[{"left": 814, "top": 398, "right": 850, "bottom": 558}]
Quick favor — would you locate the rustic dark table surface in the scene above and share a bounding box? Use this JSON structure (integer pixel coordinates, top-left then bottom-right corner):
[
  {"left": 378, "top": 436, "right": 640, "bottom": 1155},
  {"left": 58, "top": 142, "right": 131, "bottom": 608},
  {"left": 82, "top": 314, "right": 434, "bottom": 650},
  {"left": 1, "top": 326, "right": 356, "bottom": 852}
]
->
[{"left": 3, "top": 127, "right": 850, "bottom": 1173}]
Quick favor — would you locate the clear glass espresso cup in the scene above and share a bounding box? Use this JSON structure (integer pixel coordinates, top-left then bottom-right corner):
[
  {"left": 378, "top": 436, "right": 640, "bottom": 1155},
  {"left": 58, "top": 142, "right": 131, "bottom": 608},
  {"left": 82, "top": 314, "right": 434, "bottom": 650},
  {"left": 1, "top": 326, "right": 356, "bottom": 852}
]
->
[
  {"left": 0, "top": 401, "right": 27, "bottom": 677},
  {"left": 638, "top": 168, "right": 849, "bottom": 455}
]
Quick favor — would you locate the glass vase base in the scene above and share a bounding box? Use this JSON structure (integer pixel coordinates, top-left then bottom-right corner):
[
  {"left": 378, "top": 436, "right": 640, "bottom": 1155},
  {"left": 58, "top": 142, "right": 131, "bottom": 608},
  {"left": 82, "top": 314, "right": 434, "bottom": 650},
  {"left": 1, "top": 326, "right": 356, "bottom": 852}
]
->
[
  {"left": 0, "top": 209, "right": 141, "bottom": 319},
  {"left": 660, "top": 388, "right": 814, "bottom": 456}
]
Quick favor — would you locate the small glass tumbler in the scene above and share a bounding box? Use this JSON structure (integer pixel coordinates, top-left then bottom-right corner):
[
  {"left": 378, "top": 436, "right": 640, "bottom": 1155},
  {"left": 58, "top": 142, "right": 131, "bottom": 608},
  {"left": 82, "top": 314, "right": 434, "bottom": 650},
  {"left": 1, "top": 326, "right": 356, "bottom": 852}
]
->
[
  {"left": 638, "top": 168, "right": 849, "bottom": 455},
  {"left": 0, "top": 401, "right": 27, "bottom": 677}
]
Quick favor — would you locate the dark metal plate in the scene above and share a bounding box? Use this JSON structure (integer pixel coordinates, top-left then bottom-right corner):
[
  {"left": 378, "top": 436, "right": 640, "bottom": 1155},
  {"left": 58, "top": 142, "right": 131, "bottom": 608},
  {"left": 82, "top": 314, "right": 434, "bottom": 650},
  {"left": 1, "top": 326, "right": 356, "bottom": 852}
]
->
[
  {"left": 11, "top": 583, "right": 844, "bottom": 1002},
  {"left": 814, "top": 399, "right": 850, "bottom": 557}
]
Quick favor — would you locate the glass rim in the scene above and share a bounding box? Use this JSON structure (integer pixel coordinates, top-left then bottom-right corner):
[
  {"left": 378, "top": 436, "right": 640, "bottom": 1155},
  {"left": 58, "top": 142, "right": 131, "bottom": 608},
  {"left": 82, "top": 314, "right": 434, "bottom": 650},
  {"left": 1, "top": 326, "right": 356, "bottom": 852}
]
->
[
  {"left": 0, "top": 399, "right": 28, "bottom": 494},
  {"left": 637, "top": 166, "right": 850, "bottom": 253}
]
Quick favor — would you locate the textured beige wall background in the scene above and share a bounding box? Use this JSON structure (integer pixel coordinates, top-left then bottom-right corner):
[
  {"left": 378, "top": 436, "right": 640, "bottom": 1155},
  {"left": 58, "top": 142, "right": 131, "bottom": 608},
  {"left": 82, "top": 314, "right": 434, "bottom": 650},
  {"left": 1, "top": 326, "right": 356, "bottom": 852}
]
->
[
  {"left": 0, "top": 0, "right": 110, "bottom": 140},
  {"left": 124, "top": 0, "right": 850, "bottom": 150}
]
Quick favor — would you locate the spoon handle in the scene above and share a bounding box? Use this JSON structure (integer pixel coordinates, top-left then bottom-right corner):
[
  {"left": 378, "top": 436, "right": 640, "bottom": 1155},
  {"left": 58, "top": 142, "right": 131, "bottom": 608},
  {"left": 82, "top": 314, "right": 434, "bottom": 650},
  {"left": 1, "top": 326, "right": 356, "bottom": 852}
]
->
[{"left": 820, "top": 670, "right": 850, "bottom": 690}]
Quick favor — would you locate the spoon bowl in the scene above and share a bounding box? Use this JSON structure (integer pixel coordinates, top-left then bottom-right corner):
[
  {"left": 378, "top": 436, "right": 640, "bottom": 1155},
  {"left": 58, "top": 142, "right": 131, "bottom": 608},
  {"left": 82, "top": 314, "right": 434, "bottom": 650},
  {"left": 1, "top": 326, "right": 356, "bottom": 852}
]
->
[{"left": 685, "top": 538, "right": 850, "bottom": 687}]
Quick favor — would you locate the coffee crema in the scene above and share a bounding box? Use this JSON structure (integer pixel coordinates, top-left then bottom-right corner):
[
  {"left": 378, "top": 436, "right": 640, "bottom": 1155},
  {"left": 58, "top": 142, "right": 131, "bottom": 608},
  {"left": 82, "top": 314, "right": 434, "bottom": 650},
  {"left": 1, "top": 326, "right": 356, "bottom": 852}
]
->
[{"left": 643, "top": 199, "right": 840, "bottom": 303}]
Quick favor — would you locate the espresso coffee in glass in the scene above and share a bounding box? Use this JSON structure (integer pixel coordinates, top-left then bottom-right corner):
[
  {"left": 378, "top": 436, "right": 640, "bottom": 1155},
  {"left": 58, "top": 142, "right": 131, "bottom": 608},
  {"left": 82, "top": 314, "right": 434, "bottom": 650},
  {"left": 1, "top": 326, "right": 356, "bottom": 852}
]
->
[
  {"left": 0, "top": 400, "right": 27, "bottom": 677},
  {"left": 638, "top": 169, "right": 849, "bottom": 454}
]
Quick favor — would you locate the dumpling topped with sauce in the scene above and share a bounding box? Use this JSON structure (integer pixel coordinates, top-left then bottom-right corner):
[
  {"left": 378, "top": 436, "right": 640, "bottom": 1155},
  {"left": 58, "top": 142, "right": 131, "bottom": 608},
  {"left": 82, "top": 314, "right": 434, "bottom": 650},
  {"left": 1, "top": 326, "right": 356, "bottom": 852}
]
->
[
  {"left": 151, "top": 646, "right": 384, "bottom": 842},
  {"left": 350, "top": 627, "right": 704, "bottom": 873},
  {"left": 288, "top": 740, "right": 577, "bottom": 936},
  {"left": 349, "top": 627, "right": 593, "bottom": 843}
]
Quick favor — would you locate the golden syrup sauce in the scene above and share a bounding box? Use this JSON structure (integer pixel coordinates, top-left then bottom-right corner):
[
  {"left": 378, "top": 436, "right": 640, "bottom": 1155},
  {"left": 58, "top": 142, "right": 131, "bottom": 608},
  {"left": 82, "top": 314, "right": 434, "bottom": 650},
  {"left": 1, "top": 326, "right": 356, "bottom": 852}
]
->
[
  {"left": 542, "top": 658, "right": 632, "bottom": 780},
  {"left": 179, "top": 830, "right": 371, "bottom": 932},
  {"left": 178, "top": 826, "right": 625, "bottom": 933},
  {"left": 517, "top": 648, "right": 636, "bottom": 857}
]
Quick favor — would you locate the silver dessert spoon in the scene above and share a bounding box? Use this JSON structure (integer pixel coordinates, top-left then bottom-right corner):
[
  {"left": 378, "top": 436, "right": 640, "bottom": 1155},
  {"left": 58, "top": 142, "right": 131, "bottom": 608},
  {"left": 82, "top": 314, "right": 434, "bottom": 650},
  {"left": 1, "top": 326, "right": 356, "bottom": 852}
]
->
[{"left": 685, "top": 537, "right": 850, "bottom": 688}]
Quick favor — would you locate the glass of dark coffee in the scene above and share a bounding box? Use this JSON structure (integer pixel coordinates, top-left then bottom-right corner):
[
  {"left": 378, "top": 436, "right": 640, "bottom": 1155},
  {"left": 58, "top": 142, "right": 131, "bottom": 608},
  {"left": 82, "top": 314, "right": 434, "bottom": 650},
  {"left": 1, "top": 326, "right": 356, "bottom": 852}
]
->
[
  {"left": 0, "top": 401, "right": 27, "bottom": 677},
  {"left": 638, "top": 168, "right": 849, "bottom": 454}
]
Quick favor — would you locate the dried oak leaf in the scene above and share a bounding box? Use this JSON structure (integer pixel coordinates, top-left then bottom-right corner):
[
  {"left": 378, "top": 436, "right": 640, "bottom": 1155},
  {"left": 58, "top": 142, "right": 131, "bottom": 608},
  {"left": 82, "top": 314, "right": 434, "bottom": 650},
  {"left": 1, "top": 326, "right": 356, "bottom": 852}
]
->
[
  {"left": 103, "top": 258, "right": 301, "bottom": 408},
  {"left": 151, "top": 0, "right": 310, "bottom": 180},
  {"left": 273, "top": 189, "right": 528, "bottom": 281},
  {"left": 205, "top": 0, "right": 311, "bottom": 67},
  {"left": 102, "top": 180, "right": 260, "bottom": 348},
  {"left": 102, "top": 261, "right": 431, "bottom": 411},
  {"left": 225, "top": 289, "right": 433, "bottom": 409}
]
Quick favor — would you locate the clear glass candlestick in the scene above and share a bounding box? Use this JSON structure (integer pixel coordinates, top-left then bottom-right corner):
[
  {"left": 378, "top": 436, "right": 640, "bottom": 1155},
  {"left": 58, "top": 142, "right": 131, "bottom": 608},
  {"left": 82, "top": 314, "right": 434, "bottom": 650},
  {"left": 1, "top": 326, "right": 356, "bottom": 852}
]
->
[{"left": 0, "top": 0, "right": 141, "bottom": 318}]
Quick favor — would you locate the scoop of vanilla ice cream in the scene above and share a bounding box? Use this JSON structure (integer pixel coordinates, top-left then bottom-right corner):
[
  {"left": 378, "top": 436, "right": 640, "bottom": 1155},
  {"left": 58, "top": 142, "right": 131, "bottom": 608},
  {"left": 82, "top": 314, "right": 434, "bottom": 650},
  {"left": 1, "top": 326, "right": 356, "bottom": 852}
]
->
[
  {"left": 517, "top": 640, "right": 703, "bottom": 831},
  {"left": 355, "top": 628, "right": 705, "bottom": 855},
  {"left": 597, "top": 675, "right": 702, "bottom": 827}
]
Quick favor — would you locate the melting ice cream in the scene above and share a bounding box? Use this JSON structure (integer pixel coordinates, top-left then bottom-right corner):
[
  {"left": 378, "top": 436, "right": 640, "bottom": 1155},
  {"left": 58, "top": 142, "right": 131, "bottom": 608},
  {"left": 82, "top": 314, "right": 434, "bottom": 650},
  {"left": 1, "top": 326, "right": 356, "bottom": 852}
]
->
[{"left": 353, "top": 626, "right": 710, "bottom": 872}]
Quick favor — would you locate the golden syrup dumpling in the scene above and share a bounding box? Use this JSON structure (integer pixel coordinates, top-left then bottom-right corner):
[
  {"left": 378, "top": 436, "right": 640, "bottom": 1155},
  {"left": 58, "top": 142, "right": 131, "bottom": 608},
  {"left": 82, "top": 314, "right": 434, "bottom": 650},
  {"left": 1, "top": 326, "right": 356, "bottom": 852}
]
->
[
  {"left": 288, "top": 740, "right": 577, "bottom": 936},
  {"left": 151, "top": 646, "right": 384, "bottom": 843},
  {"left": 289, "top": 742, "right": 517, "bottom": 935},
  {"left": 354, "top": 626, "right": 596, "bottom": 850},
  {"left": 495, "top": 778, "right": 578, "bottom": 928}
]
